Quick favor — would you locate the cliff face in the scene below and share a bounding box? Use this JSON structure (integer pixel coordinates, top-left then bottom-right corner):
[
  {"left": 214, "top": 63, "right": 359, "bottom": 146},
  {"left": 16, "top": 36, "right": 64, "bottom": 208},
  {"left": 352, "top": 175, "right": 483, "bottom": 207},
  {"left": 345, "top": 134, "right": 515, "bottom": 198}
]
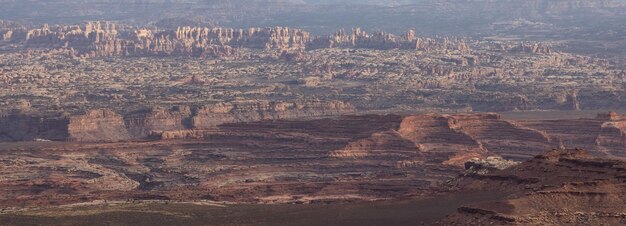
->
[
  {"left": 0, "top": 113, "right": 68, "bottom": 142},
  {"left": 67, "top": 109, "right": 132, "bottom": 142},
  {"left": 173, "top": 27, "right": 309, "bottom": 50},
  {"left": 1, "top": 22, "right": 476, "bottom": 58},
  {"left": 329, "top": 131, "right": 421, "bottom": 159},
  {"left": 19, "top": 100, "right": 354, "bottom": 142},
  {"left": 449, "top": 113, "right": 554, "bottom": 157},
  {"left": 595, "top": 113, "right": 626, "bottom": 155},
  {"left": 397, "top": 114, "right": 488, "bottom": 165}
]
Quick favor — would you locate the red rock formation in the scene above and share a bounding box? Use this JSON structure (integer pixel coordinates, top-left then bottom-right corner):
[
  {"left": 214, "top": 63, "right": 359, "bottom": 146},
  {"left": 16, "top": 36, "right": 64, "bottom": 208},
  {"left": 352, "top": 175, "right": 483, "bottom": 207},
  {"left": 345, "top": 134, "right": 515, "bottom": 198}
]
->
[
  {"left": 124, "top": 106, "right": 193, "bottom": 139},
  {"left": 3, "top": 110, "right": 625, "bottom": 158},
  {"left": 6, "top": 23, "right": 558, "bottom": 57},
  {"left": 398, "top": 114, "right": 487, "bottom": 161},
  {"left": 449, "top": 113, "right": 554, "bottom": 159},
  {"left": 331, "top": 112, "right": 621, "bottom": 165},
  {"left": 595, "top": 112, "right": 626, "bottom": 156},
  {"left": 329, "top": 131, "right": 421, "bottom": 159},
  {"left": 596, "top": 111, "right": 623, "bottom": 121}
]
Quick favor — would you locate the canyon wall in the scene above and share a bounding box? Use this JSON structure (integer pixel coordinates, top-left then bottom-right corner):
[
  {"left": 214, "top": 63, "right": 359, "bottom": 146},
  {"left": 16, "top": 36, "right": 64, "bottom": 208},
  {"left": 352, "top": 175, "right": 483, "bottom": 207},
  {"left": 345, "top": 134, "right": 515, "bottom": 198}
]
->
[
  {"left": 0, "top": 113, "right": 68, "bottom": 142},
  {"left": 192, "top": 101, "right": 355, "bottom": 129},
  {"left": 0, "top": 100, "right": 355, "bottom": 142},
  {"left": 2, "top": 109, "right": 624, "bottom": 158},
  {"left": 67, "top": 109, "right": 132, "bottom": 142}
]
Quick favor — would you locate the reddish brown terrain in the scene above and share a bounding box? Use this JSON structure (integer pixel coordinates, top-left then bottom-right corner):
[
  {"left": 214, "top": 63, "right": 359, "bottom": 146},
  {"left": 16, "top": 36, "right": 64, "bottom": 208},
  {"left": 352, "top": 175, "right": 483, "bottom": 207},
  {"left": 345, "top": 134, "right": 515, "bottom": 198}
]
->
[
  {"left": 0, "top": 112, "right": 624, "bottom": 211},
  {"left": 0, "top": 1, "right": 625, "bottom": 225},
  {"left": 438, "top": 149, "right": 626, "bottom": 225}
]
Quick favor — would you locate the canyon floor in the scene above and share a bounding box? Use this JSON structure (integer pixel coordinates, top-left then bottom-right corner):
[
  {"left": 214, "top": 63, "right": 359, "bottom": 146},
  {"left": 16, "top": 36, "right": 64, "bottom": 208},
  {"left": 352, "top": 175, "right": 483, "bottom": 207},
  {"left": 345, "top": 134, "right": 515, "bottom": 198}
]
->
[
  {"left": 0, "top": 193, "right": 504, "bottom": 226},
  {"left": 1, "top": 149, "right": 624, "bottom": 226}
]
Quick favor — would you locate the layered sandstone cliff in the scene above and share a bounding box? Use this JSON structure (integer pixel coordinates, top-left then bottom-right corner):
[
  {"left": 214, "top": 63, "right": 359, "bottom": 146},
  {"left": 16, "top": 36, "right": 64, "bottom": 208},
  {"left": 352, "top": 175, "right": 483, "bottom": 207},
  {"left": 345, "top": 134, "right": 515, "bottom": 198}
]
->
[{"left": 192, "top": 100, "right": 355, "bottom": 129}]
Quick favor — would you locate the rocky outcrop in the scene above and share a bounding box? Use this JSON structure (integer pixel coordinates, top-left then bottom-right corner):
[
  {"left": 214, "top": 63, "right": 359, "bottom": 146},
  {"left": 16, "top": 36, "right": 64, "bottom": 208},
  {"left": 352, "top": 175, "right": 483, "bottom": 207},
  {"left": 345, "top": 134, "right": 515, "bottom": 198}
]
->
[
  {"left": 326, "top": 113, "right": 561, "bottom": 166},
  {"left": 310, "top": 28, "right": 471, "bottom": 51},
  {"left": 449, "top": 113, "right": 554, "bottom": 159},
  {"left": 175, "top": 27, "right": 310, "bottom": 50},
  {"left": 464, "top": 156, "right": 521, "bottom": 175},
  {"left": 124, "top": 106, "right": 193, "bottom": 139},
  {"left": 490, "top": 42, "right": 554, "bottom": 54},
  {"left": 129, "top": 26, "right": 309, "bottom": 58},
  {"left": 441, "top": 148, "right": 626, "bottom": 225},
  {"left": 21, "top": 22, "right": 123, "bottom": 57},
  {"left": 595, "top": 113, "right": 626, "bottom": 156}
]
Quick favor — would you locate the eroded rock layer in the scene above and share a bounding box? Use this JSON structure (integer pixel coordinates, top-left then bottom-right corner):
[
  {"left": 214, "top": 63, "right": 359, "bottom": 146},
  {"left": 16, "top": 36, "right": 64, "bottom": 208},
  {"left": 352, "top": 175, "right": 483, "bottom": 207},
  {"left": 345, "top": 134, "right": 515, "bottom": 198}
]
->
[
  {"left": 0, "top": 100, "right": 355, "bottom": 142},
  {"left": 439, "top": 149, "right": 626, "bottom": 225},
  {"left": 2, "top": 111, "right": 625, "bottom": 159}
]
